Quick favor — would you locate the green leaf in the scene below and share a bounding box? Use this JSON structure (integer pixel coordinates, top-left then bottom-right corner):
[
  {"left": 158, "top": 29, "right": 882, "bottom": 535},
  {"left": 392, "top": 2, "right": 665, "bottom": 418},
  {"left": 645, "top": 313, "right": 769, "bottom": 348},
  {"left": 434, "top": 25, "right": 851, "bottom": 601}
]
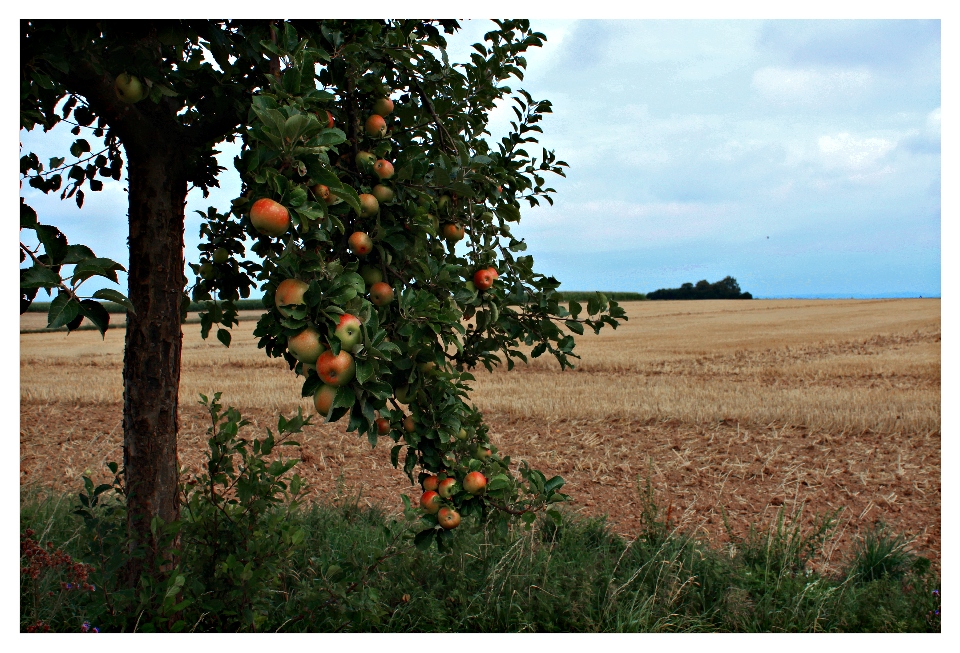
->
[
  {"left": 35, "top": 224, "right": 68, "bottom": 264},
  {"left": 62, "top": 244, "right": 95, "bottom": 264},
  {"left": 79, "top": 299, "right": 110, "bottom": 337},
  {"left": 48, "top": 292, "right": 80, "bottom": 329},
  {"left": 20, "top": 201, "right": 38, "bottom": 228},
  {"left": 544, "top": 475, "right": 565, "bottom": 494},
  {"left": 414, "top": 528, "right": 436, "bottom": 550},
  {"left": 568, "top": 300, "right": 582, "bottom": 319},
  {"left": 20, "top": 265, "right": 61, "bottom": 289},
  {"left": 565, "top": 320, "right": 584, "bottom": 335},
  {"left": 356, "top": 359, "right": 374, "bottom": 385},
  {"left": 217, "top": 328, "right": 232, "bottom": 347},
  {"left": 496, "top": 204, "right": 522, "bottom": 223},
  {"left": 93, "top": 288, "right": 135, "bottom": 313}
]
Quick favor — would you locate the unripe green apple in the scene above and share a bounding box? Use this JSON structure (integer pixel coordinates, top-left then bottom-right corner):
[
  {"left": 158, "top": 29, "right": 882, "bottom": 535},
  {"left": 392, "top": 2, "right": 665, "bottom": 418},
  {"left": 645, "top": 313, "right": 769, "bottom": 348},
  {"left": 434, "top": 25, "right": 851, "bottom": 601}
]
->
[
  {"left": 356, "top": 151, "right": 376, "bottom": 171},
  {"left": 437, "top": 195, "right": 452, "bottom": 215},
  {"left": 438, "top": 477, "right": 458, "bottom": 499},
  {"left": 394, "top": 384, "right": 413, "bottom": 404},
  {"left": 359, "top": 194, "right": 379, "bottom": 218},
  {"left": 476, "top": 445, "right": 492, "bottom": 461},
  {"left": 288, "top": 326, "right": 326, "bottom": 364},
  {"left": 114, "top": 73, "right": 146, "bottom": 103},
  {"left": 456, "top": 428, "right": 468, "bottom": 441},
  {"left": 373, "top": 97, "right": 394, "bottom": 117},
  {"left": 359, "top": 265, "right": 383, "bottom": 287},
  {"left": 213, "top": 247, "right": 229, "bottom": 264},
  {"left": 198, "top": 262, "right": 214, "bottom": 279},
  {"left": 334, "top": 313, "right": 363, "bottom": 350},
  {"left": 372, "top": 184, "right": 394, "bottom": 204}
]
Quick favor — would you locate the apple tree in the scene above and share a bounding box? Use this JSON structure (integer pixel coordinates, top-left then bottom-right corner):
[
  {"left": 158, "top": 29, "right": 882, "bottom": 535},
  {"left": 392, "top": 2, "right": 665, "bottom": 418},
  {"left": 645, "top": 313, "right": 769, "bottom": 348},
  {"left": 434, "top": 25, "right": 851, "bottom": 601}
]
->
[{"left": 20, "top": 19, "right": 626, "bottom": 558}]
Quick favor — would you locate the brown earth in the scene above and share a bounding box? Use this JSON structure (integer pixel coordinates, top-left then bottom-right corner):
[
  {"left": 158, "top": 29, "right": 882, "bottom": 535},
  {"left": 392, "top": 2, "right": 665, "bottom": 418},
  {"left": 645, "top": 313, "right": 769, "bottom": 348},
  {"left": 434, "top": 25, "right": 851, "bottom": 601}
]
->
[{"left": 20, "top": 299, "right": 941, "bottom": 571}]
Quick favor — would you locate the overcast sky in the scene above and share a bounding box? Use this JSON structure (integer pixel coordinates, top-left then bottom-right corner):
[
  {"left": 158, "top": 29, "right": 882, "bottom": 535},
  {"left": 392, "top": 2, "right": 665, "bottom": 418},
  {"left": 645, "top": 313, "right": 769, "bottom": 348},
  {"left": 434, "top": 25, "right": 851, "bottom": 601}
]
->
[{"left": 20, "top": 19, "right": 941, "bottom": 299}]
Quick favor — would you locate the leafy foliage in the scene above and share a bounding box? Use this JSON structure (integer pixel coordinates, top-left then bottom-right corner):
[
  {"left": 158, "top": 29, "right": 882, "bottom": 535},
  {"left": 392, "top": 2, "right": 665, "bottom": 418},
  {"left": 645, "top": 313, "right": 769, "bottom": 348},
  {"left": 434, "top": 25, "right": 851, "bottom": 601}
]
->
[{"left": 22, "top": 467, "right": 941, "bottom": 632}]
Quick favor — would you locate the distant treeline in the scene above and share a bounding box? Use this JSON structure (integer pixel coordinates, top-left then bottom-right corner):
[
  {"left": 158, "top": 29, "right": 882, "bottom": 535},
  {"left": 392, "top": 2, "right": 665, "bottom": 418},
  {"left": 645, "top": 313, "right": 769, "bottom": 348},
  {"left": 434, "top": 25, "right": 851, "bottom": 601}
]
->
[
  {"left": 556, "top": 291, "right": 646, "bottom": 302},
  {"left": 647, "top": 276, "right": 752, "bottom": 300},
  {"left": 26, "top": 298, "right": 269, "bottom": 314},
  {"left": 27, "top": 293, "right": 648, "bottom": 316}
]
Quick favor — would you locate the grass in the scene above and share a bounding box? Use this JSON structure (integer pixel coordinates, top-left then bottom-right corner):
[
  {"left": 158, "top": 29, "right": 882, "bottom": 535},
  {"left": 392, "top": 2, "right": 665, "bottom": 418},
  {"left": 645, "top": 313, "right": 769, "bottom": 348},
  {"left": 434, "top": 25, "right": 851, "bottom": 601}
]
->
[{"left": 20, "top": 482, "right": 940, "bottom": 632}]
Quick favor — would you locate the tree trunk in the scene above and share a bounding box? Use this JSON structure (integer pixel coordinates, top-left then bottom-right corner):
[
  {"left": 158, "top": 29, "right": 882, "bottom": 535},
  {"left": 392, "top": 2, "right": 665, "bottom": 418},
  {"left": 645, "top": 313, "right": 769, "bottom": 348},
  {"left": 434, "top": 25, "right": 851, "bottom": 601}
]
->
[{"left": 122, "top": 138, "right": 188, "bottom": 569}]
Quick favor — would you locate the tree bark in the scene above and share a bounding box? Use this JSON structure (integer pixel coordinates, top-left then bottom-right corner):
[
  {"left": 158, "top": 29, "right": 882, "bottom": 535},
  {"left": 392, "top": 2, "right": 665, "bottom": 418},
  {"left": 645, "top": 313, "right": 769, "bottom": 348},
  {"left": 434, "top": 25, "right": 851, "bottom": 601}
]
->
[{"left": 122, "top": 137, "right": 188, "bottom": 567}]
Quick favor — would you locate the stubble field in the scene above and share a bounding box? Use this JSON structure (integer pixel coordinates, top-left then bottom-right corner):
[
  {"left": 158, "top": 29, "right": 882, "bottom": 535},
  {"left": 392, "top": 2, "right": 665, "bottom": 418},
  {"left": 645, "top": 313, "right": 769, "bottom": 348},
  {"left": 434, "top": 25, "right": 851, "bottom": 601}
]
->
[{"left": 20, "top": 298, "right": 941, "bottom": 569}]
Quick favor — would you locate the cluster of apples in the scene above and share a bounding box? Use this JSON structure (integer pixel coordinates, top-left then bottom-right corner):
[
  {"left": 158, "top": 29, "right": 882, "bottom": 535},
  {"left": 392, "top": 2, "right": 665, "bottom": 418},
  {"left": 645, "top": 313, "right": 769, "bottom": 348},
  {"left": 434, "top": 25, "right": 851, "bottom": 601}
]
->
[
  {"left": 419, "top": 470, "right": 488, "bottom": 530},
  {"left": 246, "top": 95, "right": 506, "bottom": 523}
]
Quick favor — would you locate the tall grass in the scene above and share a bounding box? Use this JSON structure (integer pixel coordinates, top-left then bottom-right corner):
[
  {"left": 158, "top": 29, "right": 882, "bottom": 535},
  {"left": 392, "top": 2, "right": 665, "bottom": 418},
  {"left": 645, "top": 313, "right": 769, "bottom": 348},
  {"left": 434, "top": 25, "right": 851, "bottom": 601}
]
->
[{"left": 20, "top": 481, "right": 940, "bottom": 633}]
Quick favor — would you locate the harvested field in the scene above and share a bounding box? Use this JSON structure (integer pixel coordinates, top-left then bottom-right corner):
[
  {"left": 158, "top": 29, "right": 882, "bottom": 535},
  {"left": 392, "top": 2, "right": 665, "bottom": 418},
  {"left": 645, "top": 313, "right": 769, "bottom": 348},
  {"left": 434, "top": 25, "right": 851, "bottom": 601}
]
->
[{"left": 20, "top": 299, "right": 941, "bottom": 569}]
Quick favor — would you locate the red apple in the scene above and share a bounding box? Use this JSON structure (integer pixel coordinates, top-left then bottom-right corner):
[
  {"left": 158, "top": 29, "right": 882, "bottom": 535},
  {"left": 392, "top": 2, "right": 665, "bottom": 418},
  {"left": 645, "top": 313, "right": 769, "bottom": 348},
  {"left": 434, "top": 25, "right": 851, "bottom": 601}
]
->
[
  {"left": 314, "top": 384, "right": 338, "bottom": 416},
  {"left": 348, "top": 231, "right": 373, "bottom": 256},
  {"left": 372, "top": 184, "right": 394, "bottom": 204},
  {"left": 438, "top": 477, "right": 458, "bottom": 499},
  {"left": 463, "top": 471, "right": 487, "bottom": 495},
  {"left": 476, "top": 445, "right": 492, "bottom": 461},
  {"left": 423, "top": 475, "right": 440, "bottom": 493},
  {"left": 324, "top": 110, "right": 334, "bottom": 129},
  {"left": 334, "top": 313, "right": 363, "bottom": 350},
  {"left": 438, "top": 507, "right": 461, "bottom": 530},
  {"left": 359, "top": 193, "right": 379, "bottom": 218},
  {"left": 365, "top": 114, "right": 387, "bottom": 138},
  {"left": 316, "top": 350, "right": 355, "bottom": 387},
  {"left": 488, "top": 266, "right": 499, "bottom": 279},
  {"left": 370, "top": 282, "right": 394, "bottom": 306},
  {"left": 275, "top": 279, "right": 309, "bottom": 317},
  {"left": 312, "top": 184, "right": 338, "bottom": 205},
  {"left": 403, "top": 415, "right": 416, "bottom": 433},
  {"left": 373, "top": 97, "right": 394, "bottom": 117},
  {"left": 441, "top": 223, "right": 465, "bottom": 242},
  {"left": 250, "top": 198, "right": 290, "bottom": 237},
  {"left": 288, "top": 326, "right": 325, "bottom": 364},
  {"left": 473, "top": 269, "right": 495, "bottom": 291},
  {"left": 376, "top": 417, "right": 391, "bottom": 435},
  {"left": 373, "top": 159, "right": 394, "bottom": 179},
  {"left": 421, "top": 491, "right": 441, "bottom": 514}
]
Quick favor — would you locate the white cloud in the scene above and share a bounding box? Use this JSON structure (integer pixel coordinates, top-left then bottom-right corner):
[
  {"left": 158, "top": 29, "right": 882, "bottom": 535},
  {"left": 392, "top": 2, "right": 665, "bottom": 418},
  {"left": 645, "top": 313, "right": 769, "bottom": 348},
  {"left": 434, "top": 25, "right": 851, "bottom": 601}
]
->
[
  {"left": 817, "top": 132, "right": 896, "bottom": 170},
  {"left": 751, "top": 66, "right": 872, "bottom": 106}
]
